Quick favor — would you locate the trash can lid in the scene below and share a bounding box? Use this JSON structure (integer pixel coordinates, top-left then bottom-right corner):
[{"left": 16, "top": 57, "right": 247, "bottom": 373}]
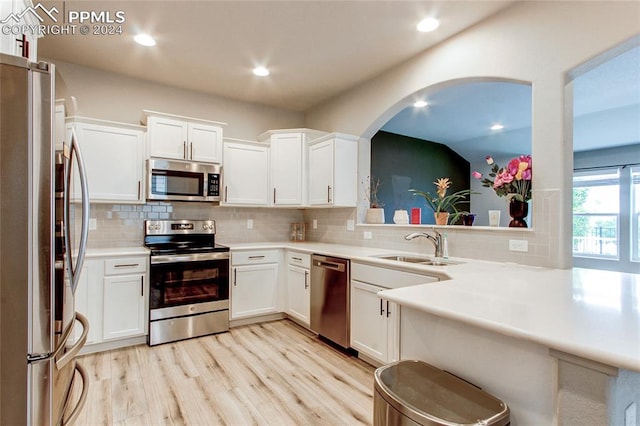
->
[{"left": 374, "top": 360, "right": 509, "bottom": 425}]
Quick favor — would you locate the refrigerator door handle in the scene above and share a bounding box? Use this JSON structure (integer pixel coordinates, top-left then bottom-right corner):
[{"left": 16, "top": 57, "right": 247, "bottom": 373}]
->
[
  {"left": 54, "top": 312, "right": 89, "bottom": 370},
  {"left": 61, "top": 362, "right": 89, "bottom": 426},
  {"left": 64, "top": 128, "right": 90, "bottom": 294}
]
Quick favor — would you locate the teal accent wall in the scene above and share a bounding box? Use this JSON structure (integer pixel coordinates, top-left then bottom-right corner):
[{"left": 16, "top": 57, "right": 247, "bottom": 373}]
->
[{"left": 371, "top": 131, "right": 471, "bottom": 224}]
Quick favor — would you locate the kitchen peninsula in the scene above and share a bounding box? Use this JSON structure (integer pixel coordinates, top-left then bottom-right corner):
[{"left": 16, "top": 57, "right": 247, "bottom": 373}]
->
[{"left": 231, "top": 241, "right": 639, "bottom": 426}]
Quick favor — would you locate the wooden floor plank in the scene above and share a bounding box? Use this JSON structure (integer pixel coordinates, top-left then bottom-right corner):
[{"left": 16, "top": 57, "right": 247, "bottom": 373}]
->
[{"left": 75, "top": 319, "right": 375, "bottom": 425}]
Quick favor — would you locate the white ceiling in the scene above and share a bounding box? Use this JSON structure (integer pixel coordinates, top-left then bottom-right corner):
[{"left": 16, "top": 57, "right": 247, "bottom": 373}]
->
[
  {"left": 38, "top": 0, "right": 513, "bottom": 111},
  {"left": 38, "top": 1, "right": 639, "bottom": 159}
]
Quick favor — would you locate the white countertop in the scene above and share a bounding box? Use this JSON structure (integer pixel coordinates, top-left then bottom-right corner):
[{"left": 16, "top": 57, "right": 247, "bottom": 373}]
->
[
  {"left": 85, "top": 246, "right": 150, "bottom": 257},
  {"left": 228, "top": 241, "right": 640, "bottom": 372}
]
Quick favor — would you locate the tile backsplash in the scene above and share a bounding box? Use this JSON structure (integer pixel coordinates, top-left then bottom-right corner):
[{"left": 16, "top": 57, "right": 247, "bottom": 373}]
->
[
  {"left": 85, "top": 202, "right": 304, "bottom": 248},
  {"left": 85, "top": 189, "right": 561, "bottom": 268}
]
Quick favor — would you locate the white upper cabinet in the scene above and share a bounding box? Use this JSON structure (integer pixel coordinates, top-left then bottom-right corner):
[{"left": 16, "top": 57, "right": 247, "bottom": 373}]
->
[
  {"left": 258, "top": 129, "right": 326, "bottom": 207},
  {"left": 143, "top": 111, "right": 225, "bottom": 163},
  {"left": 68, "top": 117, "right": 146, "bottom": 203},
  {"left": 222, "top": 138, "right": 270, "bottom": 206},
  {"left": 0, "top": 0, "right": 39, "bottom": 61},
  {"left": 308, "top": 133, "right": 358, "bottom": 207}
]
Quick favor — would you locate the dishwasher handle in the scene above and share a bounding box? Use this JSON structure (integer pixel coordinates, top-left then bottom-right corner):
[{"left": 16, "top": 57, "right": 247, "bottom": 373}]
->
[{"left": 312, "top": 258, "right": 347, "bottom": 272}]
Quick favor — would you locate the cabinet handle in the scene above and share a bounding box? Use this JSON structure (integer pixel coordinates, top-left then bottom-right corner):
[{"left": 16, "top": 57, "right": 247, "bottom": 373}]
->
[
  {"left": 292, "top": 257, "right": 302, "bottom": 261},
  {"left": 233, "top": 268, "right": 237, "bottom": 286},
  {"left": 183, "top": 141, "right": 187, "bottom": 159},
  {"left": 304, "top": 270, "right": 309, "bottom": 289},
  {"left": 141, "top": 276, "right": 144, "bottom": 297},
  {"left": 327, "top": 185, "right": 332, "bottom": 203},
  {"left": 224, "top": 186, "right": 228, "bottom": 203},
  {"left": 137, "top": 181, "right": 141, "bottom": 200},
  {"left": 114, "top": 263, "right": 139, "bottom": 268},
  {"left": 273, "top": 187, "right": 276, "bottom": 204},
  {"left": 380, "top": 299, "right": 384, "bottom": 316},
  {"left": 248, "top": 255, "right": 265, "bottom": 260},
  {"left": 386, "top": 301, "right": 391, "bottom": 318},
  {"left": 190, "top": 142, "right": 193, "bottom": 160}
]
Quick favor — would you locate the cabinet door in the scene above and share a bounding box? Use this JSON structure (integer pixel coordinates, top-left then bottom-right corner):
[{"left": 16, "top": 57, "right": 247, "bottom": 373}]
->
[
  {"left": 188, "top": 123, "right": 223, "bottom": 163},
  {"left": 72, "top": 259, "right": 103, "bottom": 345},
  {"left": 231, "top": 264, "right": 278, "bottom": 319},
  {"left": 223, "top": 141, "right": 269, "bottom": 205},
  {"left": 148, "top": 116, "right": 188, "bottom": 160},
  {"left": 102, "top": 274, "right": 146, "bottom": 340},
  {"left": 72, "top": 122, "right": 145, "bottom": 203},
  {"left": 308, "top": 139, "right": 334, "bottom": 205},
  {"left": 287, "top": 264, "right": 310, "bottom": 325},
  {"left": 350, "top": 280, "right": 389, "bottom": 363},
  {"left": 271, "top": 133, "right": 304, "bottom": 205}
]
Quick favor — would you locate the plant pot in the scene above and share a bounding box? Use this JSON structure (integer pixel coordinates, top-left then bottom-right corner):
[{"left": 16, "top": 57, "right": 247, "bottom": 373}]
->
[
  {"left": 365, "top": 208, "right": 385, "bottom": 224},
  {"left": 508, "top": 200, "right": 529, "bottom": 228},
  {"left": 434, "top": 212, "right": 449, "bottom": 225}
]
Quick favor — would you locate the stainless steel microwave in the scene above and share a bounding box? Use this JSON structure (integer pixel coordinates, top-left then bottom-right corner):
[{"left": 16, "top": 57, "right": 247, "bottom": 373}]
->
[{"left": 147, "top": 158, "right": 221, "bottom": 203}]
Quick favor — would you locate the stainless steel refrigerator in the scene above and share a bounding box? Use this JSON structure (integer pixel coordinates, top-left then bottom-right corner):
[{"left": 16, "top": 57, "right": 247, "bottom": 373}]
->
[{"left": 0, "top": 53, "right": 90, "bottom": 425}]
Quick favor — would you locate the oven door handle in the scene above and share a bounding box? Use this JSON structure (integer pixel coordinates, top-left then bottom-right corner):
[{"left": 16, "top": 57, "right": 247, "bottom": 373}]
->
[{"left": 151, "top": 252, "right": 230, "bottom": 264}]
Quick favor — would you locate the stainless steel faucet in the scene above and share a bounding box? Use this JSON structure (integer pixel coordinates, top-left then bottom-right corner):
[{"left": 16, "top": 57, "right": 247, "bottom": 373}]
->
[{"left": 404, "top": 229, "right": 444, "bottom": 258}]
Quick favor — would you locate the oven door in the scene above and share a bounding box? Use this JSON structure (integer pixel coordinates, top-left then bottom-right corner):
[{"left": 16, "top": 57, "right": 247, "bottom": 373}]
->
[{"left": 149, "top": 252, "right": 229, "bottom": 318}]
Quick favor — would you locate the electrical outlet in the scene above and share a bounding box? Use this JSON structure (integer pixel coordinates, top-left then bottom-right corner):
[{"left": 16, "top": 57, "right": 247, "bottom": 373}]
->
[
  {"left": 247, "top": 219, "right": 253, "bottom": 229},
  {"left": 346, "top": 219, "right": 355, "bottom": 231},
  {"left": 363, "top": 231, "right": 373, "bottom": 240},
  {"left": 313, "top": 219, "right": 318, "bottom": 229},
  {"left": 509, "top": 239, "right": 528, "bottom": 252},
  {"left": 625, "top": 402, "right": 637, "bottom": 426},
  {"left": 89, "top": 218, "right": 97, "bottom": 230}
]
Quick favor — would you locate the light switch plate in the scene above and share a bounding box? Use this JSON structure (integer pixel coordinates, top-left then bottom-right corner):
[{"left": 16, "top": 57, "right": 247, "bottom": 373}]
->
[
  {"left": 346, "top": 219, "right": 355, "bottom": 231},
  {"left": 363, "top": 231, "right": 373, "bottom": 240},
  {"left": 247, "top": 219, "right": 253, "bottom": 229},
  {"left": 312, "top": 219, "right": 317, "bottom": 229},
  {"left": 509, "top": 239, "right": 528, "bottom": 252},
  {"left": 89, "top": 218, "right": 97, "bottom": 230}
]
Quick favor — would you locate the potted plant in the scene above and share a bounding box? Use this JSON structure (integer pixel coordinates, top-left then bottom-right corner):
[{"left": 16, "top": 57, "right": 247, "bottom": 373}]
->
[
  {"left": 409, "top": 178, "right": 474, "bottom": 225},
  {"left": 472, "top": 155, "right": 532, "bottom": 227},
  {"left": 364, "top": 176, "right": 385, "bottom": 224}
]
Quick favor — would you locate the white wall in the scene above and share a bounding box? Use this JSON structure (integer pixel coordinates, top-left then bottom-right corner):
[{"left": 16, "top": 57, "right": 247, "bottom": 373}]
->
[
  {"left": 52, "top": 60, "right": 304, "bottom": 140},
  {"left": 304, "top": 1, "right": 640, "bottom": 268}
]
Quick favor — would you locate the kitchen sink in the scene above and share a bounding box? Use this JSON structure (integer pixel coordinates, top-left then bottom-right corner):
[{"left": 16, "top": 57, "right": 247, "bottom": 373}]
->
[{"left": 374, "top": 254, "right": 462, "bottom": 266}]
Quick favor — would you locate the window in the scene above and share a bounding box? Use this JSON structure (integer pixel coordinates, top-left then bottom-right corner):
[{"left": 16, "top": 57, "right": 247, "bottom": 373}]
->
[
  {"left": 573, "top": 166, "right": 639, "bottom": 273},
  {"left": 633, "top": 167, "right": 640, "bottom": 262},
  {"left": 573, "top": 169, "right": 620, "bottom": 258}
]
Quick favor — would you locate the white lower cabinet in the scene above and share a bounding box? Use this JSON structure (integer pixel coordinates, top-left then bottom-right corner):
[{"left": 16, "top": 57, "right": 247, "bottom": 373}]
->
[
  {"left": 351, "top": 280, "right": 398, "bottom": 364},
  {"left": 102, "top": 275, "right": 146, "bottom": 341},
  {"left": 74, "top": 252, "right": 149, "bottom": 350},
  {"left": 286, "top": 251, "right": 311, "bottom": 325},
  {"left": 231, "top": 250, "right": 280, "bottom": 319},
  {"left": 350, "top": 262, "right": 439, "bottom": 365}
]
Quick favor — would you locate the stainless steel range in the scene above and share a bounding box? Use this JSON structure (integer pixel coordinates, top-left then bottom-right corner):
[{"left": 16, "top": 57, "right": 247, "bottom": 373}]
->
[{"left": 144, "top": 219, "right": 230, "bottom": 346}]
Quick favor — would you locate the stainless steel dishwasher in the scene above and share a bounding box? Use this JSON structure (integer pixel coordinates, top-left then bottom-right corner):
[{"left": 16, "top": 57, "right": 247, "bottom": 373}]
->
[{"left": 310, "top": 254, "right": 350, "bottom": 348}]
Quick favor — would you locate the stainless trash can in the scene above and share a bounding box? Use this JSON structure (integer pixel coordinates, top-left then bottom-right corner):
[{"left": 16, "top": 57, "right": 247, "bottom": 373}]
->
[{"left": 373, "top": 360, "right": 510, "bottom": 426}]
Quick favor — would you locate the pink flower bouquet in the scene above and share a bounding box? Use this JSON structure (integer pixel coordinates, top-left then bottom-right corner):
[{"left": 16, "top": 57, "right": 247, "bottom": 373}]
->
[{"left": 473, "top": 155, "right": 532, "bottom": 202}]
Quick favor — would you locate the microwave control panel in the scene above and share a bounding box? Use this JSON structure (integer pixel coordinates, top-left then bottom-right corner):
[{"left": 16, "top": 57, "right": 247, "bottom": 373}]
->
[{"left": 208, "top": 173, "right": 220, "bottom": 196}]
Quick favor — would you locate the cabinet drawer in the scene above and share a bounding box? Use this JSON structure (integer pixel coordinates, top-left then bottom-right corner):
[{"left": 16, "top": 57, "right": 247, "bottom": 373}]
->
[
  {"left": 351, "top": 262, "right": 438, "bottom": 289},
  {"left": 104, "top": 257, "right": 148, "bottom": 275},
  {"left": 232, "top": 250, "right": 280, "bottom": 265},
  {"left": 286, "top": 251, "right": 311, "bottom": 268}
]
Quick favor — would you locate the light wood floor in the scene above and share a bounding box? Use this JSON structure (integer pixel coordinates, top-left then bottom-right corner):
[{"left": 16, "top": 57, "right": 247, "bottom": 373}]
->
[{"left": 72, "top": 320, "right": 375, "bottom": 425}]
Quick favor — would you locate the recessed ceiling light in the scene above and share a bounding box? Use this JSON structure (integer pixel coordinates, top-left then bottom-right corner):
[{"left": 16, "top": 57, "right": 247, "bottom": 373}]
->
[
  {"left": 491, "top": 124, "right": 505, "bottom": 131},
  {"left": 417, "top": 17, "right": 440, "bottom": 33},
  {"left": 134, "top": 34, "right": 156, "bottom": 47},
  {"left": 253, "top": 66, "right": 270, "bottom": 77},
  {"left": 413, "top": 100, "right": 428, "bottom": 108}
]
